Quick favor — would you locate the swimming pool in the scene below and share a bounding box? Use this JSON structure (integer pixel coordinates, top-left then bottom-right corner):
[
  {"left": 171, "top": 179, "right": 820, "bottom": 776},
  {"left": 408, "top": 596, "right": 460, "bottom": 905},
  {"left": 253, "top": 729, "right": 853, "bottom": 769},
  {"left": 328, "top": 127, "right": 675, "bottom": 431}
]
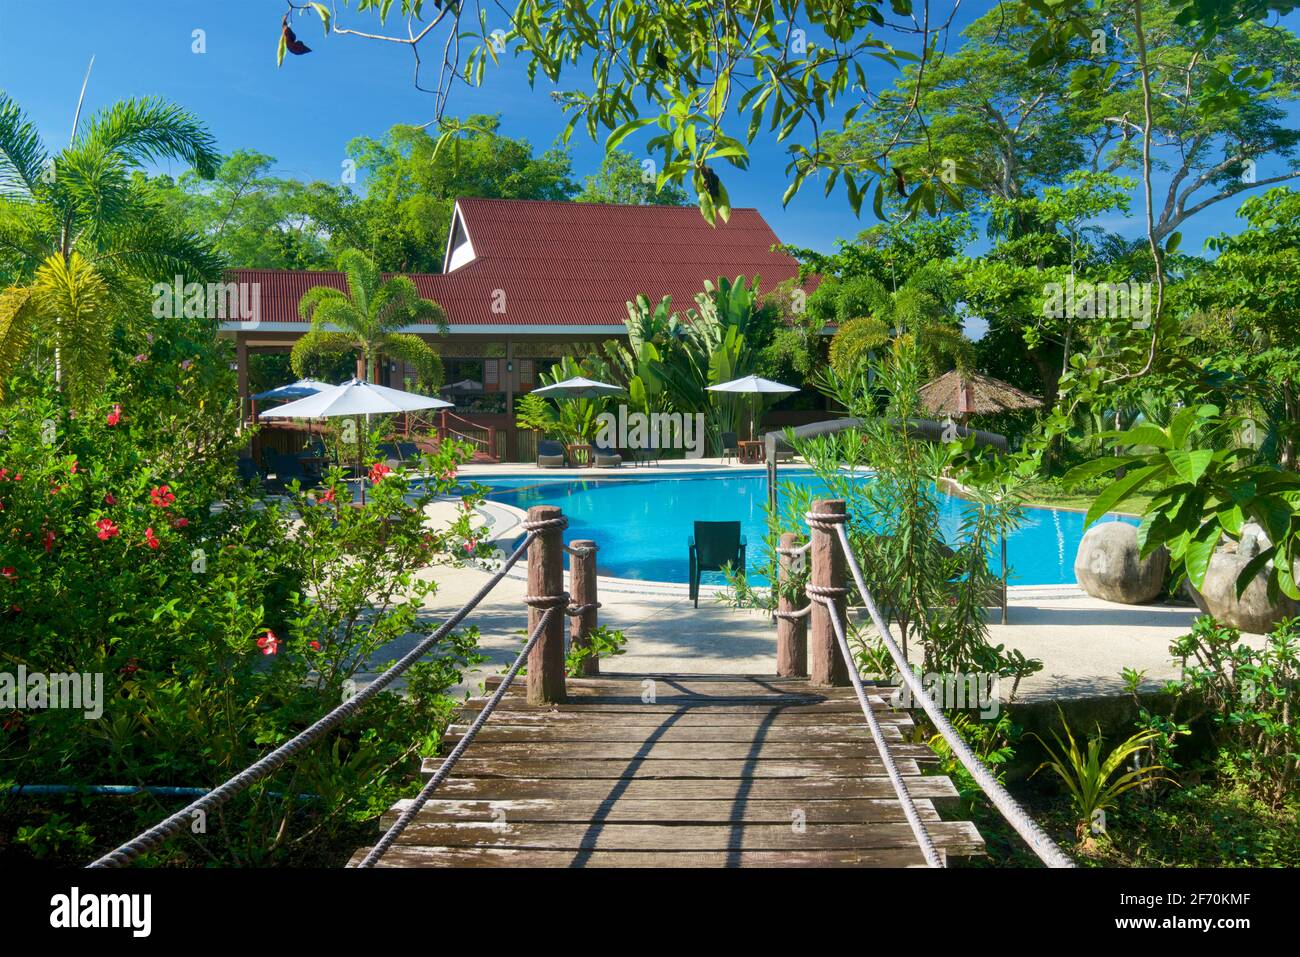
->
[{"left": 466, "top": 470, "right": 1136, "bottom": 587}]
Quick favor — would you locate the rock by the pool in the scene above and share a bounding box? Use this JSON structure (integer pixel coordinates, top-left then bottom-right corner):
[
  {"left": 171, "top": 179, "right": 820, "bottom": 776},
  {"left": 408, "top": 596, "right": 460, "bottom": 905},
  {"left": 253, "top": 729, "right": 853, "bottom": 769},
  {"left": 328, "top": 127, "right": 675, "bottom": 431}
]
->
[
  {"left": 1188, "top": 550, "right": 1298, "bottom": 634},
  {"left": 1074, "top": 522, "right": 1169, "bottom": 604}
]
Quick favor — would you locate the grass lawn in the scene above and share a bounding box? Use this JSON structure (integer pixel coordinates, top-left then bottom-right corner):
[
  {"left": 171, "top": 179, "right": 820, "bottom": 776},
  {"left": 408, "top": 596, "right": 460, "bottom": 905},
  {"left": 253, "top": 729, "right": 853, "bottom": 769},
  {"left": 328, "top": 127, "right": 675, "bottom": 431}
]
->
[{"left": 1017, "top": 478, "right": 1155, "bottom": 516}]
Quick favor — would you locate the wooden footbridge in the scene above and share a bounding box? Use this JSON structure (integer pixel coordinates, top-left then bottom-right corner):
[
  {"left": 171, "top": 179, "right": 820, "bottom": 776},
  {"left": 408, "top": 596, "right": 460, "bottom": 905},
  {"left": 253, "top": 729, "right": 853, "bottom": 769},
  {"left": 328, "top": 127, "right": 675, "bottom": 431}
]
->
[{"left": 89, "top": 501, "right": 1072, "bottom": 871}]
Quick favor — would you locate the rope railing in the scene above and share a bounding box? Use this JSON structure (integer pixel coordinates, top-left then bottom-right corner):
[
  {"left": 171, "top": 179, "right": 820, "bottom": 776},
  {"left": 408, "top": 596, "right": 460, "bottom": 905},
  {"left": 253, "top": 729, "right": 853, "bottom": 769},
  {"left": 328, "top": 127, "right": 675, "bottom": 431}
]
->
[
  {"left": 806, "top": 509, "right": 1075, "bottom": 869},
  {"left": 356, "top": 605, "right": 556, "bottom": 867},
  {"left": 812, "top": 592, "right": 943, "bottom": 867},
  {"left": 87, "top": 530, "right": 538, "bottom": 869}
]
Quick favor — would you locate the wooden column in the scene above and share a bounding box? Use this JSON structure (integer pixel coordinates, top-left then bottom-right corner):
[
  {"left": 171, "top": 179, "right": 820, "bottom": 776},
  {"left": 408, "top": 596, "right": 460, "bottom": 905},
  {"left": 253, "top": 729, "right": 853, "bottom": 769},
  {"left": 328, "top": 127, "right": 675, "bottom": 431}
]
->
[
  {"left": 809, "top": 498, "right": 850, "bottom": 687},
  {"left": 526, "top": 505, "right": 567, "bottom": 704},
  {"left": 568, "top": 540, "right": 599, "bottom": 676},
  {"left": 235, "top": 335, "right": 249, "bottom": 423},
  {"left": 776, "top": 532, "right": 808, "bottom": 677}
]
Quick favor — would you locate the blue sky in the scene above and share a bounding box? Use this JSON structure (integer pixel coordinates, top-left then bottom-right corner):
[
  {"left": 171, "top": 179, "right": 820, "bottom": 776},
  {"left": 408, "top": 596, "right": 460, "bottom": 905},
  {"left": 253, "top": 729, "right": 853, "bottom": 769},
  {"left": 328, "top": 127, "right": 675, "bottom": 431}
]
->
[{"left": 1, "top": 0, "right": 1296, "bottom": 257}]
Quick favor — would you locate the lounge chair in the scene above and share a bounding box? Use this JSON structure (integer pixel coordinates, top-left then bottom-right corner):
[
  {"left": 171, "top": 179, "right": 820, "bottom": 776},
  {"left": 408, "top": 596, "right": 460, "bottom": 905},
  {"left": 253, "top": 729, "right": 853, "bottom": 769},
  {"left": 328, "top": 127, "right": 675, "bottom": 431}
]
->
[
  {"left": 267, "top": 452, "right": 317, "bottom": 491},
  {"left": 622, "top": 444, "right": 660, "bottom": 467},
  {"left": 236, "top": 456, "right": 263, "bottom": 485},
  {"left": 592, "top": 437, "right": 623, "bottom": 468},
  {"left": 537, "top": 439, "right": 567, "bottom": 469},
  {"left": 688, "top": 520, "right": 746, "bottom": 608},
  {"left": 720, "top": 431, "right": 739, "bottom": 463}
]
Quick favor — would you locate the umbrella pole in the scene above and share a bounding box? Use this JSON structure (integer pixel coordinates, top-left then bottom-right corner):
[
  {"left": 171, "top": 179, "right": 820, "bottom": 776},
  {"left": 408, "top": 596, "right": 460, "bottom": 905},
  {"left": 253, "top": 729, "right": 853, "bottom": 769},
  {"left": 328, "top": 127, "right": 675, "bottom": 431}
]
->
[{"left": 358, "top": 413, "right": 366, "bottom": 506}]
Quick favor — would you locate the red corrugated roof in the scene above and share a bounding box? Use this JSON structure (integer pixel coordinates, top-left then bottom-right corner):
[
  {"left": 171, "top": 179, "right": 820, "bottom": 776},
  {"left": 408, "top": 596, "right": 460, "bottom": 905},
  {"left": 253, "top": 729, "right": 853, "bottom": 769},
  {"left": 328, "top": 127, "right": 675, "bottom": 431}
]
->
[{"left": 226, "top": 197, "right": 806, "bottom": 328}]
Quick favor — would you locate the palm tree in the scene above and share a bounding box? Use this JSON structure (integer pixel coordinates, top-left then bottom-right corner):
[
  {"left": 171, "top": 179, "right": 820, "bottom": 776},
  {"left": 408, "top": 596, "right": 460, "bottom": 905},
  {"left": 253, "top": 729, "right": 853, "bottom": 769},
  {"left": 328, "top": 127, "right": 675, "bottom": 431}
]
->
[
  {"left": 821, "top": 264, "right": 973, "bottom": 380},
  {"left": 290, "top": 249, "right": 447, "bottom": 389},
  {"left": 0, "top": 92, "right": 223, "bottom": 406}
]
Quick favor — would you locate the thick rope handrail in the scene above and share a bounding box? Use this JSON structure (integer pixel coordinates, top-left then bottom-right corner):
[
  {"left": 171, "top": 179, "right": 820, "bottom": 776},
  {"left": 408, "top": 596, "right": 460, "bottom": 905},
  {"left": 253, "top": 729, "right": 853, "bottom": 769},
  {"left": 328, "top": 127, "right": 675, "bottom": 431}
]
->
[
  {"left": 814, "top": 595, "right": 943, "bottom": 867},
  {"left": 775, "top": 540, "right": 813, "bottom": 557},
  {"left": 814, "top": 514, "right": 1075, "bottom": 869},
  {"left": 87, "top": 532, "right": 537, "bottom": 869},
  {"left": 357, "top": 605, "right": 556, "bottom": 867}
]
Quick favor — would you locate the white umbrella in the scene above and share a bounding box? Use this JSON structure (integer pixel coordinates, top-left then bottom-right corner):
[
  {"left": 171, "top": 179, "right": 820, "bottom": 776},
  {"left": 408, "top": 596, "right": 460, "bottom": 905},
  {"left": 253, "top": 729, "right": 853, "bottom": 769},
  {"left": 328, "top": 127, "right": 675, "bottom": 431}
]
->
[
  {"left": 260, "top": 378, "right": 453, "bottom": 503},
  {"left": 531, "top": 376, "right": 624, "bottom": 399},
  {"left": 259, "top": 377, "right": 453, "bottom": 419},
  {"left": 707, "top": 374, "right": 799, "bottom": 440}
]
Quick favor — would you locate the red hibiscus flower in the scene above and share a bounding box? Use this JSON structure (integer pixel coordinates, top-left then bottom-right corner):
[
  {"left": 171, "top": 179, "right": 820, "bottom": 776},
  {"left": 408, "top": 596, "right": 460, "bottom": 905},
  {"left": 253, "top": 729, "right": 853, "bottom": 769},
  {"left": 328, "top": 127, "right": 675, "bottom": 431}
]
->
[
  {"left": 368, "top": 463, "right": 391, "bottom": 483},
  {"left": 150, "top": 485, "right": 176, "bottom": 508},
  {"left": 107, "top": 404, "right": 123, "bottom": 426},
  {"left": 103, "top": 493, "right": 116, "bottom": 506},
  {"left": 256, "top": 630, "right": 280, "bottom": 656},
  {"left": 95, "top": 518, "right": 119, "bottom": 540},
  {"left": 43, "top": 530, "right": 55, "bottom": 553},
  {"left": 144, "top": 527, "right": 160, "bottom": 550},
  {"left": 319, "top": 488, "right": 335, "bottom": 504},
  {"left": 69, "top": 460, "right": 78, "bottom": 474},
  {"left": 308, "top": 640, "right": 321, "bottom": 651},
  {"left": 1, "top": 567, "right": 16, "bottom": 580},
  {"left": 172, "top": 517, "right": 189, "bottom": 529}
]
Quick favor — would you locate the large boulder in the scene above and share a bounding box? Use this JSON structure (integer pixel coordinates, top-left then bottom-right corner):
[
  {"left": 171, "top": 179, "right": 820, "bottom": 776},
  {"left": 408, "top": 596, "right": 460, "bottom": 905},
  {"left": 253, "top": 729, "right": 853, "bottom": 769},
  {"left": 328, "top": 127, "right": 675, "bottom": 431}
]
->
[
  {"left": 1186, "top": 550, "right": 1298, "bottom": 635},
  {"left": 1074, "top": 522, "right": 1169, "bottom": 604},
  {"left": 1237, "top": 522, "right": 1271, "bottom": 561}
]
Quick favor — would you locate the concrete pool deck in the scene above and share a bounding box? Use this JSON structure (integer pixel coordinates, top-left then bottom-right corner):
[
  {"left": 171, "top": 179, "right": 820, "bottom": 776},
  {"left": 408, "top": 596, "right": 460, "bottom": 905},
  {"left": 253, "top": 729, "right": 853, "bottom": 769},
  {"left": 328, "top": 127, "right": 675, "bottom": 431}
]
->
[{"left": 366, "top": 499, "right": 1263, "bottom": 704}]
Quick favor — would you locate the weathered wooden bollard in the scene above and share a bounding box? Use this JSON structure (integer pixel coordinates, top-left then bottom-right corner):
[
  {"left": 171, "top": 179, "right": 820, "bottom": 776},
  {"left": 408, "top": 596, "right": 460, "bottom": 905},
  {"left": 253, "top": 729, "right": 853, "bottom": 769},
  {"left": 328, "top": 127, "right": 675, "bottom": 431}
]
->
[
  {"left": 809, "top": 498, "right": 851, "bottom": 687},
  {"left": 525, "top": 505, "right": 568, "bottom": 704},
  {"left": 776, "top": 532, "right": 807, "bottom": 677},
  {"left": 568, "top": 539, "right": 600, "bottom": 676}
]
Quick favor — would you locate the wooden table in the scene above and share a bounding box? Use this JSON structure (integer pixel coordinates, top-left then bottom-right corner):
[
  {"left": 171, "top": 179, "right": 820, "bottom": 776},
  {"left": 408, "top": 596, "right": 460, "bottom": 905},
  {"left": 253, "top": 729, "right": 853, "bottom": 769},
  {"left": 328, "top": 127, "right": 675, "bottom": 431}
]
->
[
  {"left": 566, "top": 444, "right": 592, "bottom": 467},
  {"left": 738, "top": 440, "right": 764, "bottom": 464}
]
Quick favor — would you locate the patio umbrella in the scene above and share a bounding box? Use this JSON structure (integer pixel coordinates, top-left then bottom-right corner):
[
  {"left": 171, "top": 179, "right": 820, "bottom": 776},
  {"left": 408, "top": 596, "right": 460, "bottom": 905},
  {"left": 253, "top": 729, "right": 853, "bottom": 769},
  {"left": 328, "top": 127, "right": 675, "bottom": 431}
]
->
[
  {"left": 918, "top": 370, "right": 1042, "bottom": 423},
  {"left": 530, "top": 376, "right": 625, "bottom": 399},
  {"left": 250, "top": 378, "right": 334, "bottom": 402},
  {"left": 259, "top": 378, "right": 452, "bottom": 503},
  {"left": 707, "top": 374, "right": 799, "bottom": 440}
]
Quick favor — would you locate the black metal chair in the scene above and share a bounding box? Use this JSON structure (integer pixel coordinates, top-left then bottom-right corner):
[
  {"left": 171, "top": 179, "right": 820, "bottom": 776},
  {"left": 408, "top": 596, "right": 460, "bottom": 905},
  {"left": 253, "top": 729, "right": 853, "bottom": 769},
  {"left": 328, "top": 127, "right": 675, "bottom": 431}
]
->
[
  {"left": 236, "top": 456, "right": 263, "bottom": 485},
  {"left": 267, "top": 452, "right": 317, "bottom": 491},
  {"left": 688, "top": 521, "right": 746, "bottom": 608},
  {"left": 720, "top": 431, "right": 739, "bottom": 464}
]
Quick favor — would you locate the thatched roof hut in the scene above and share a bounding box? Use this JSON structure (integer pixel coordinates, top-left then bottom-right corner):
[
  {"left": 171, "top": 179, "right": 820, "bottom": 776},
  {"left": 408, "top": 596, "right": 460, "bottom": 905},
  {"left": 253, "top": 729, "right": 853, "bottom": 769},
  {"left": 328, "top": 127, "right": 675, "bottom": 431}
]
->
[{"left": 918, "top": 370, "right": 1043, "bottom": 418}]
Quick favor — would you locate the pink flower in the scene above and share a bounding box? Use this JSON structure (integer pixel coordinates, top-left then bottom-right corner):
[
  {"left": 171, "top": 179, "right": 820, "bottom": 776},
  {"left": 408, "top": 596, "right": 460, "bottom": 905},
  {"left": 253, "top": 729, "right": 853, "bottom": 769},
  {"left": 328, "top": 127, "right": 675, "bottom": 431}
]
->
[
  {"left": 134, "top": 353, "right": 147, "bottom": 363},
  {"left": 256, "top": 630, "right": 280, "bottom": 656},
  {"left": 95, "top": 518, "right": 119, "bottom": 540},
  {"left": 319, "top": 488, "right": 335, "bottom": 504},
  {"left": 69, "top": 460, "right": 78, "bottom": 474},
  {"left": 1, "top": 567, "right": 16, "bottom": 580},
  {"left": 464, "top": 538, "right": 478, "bottom": 553},
  {"left": 103, "top": 493, "right": 116, "bottom": 506},
  {"left": 171, "top": 517, "right": 189, "bottom": 529},
  {"left": 368, "top": 463, "right": 392, "bottom": 483},
  {"left": 150, "top": 485, "right": 176, "bottom": 508},
  {"left": 144, "top": 527, "right": 160, "bottom": 550},
  {"left": 107, "top": 404, "right": 123, "bottom": 427},
  {"left": 180, "top": 359, "right": 193, "bottom": 371}
]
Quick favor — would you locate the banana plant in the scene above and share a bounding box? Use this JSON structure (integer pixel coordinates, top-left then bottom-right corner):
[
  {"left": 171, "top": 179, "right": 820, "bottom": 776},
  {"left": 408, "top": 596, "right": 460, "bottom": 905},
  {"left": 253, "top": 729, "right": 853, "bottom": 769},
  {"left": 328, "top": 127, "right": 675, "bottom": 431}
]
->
[{"left": 1064, "top": 404, "right": 1300, "bottom": 599}]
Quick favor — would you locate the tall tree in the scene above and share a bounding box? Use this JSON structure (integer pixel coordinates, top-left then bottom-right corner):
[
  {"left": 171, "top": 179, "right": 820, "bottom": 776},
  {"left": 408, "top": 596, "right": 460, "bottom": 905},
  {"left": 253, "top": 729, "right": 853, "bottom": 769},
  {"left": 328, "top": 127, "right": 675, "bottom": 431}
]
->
[
  {"left": 576, "top": 150, "right": 689, "bottom": 205},
  {"left": 0, "top": 93, "right": 221, "bottom": 406}
]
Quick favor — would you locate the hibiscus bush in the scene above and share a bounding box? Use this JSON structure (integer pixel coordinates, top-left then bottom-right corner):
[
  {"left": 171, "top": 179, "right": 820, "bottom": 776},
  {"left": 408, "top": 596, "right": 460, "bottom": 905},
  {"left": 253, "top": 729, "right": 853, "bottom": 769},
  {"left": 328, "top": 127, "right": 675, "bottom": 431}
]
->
[{"left": 0, "top": 364, "right": 487, "bottom": 865}]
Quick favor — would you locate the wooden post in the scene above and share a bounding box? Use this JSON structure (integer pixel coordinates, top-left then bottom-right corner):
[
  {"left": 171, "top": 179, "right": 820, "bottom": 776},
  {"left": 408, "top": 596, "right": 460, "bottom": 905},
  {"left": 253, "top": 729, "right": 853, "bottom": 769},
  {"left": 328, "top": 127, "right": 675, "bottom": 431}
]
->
[
  {"left": 776, "top": 532, "right": 807, "bottom": 677},
  {"left": 809, "top": 498, "right": 850, "bottom": 687},
  {"left": 526, "top": 505, "right": 567, "bottom": 704},
  {"left": 568, "top": 540, "right": 599, "bottom": 676}
]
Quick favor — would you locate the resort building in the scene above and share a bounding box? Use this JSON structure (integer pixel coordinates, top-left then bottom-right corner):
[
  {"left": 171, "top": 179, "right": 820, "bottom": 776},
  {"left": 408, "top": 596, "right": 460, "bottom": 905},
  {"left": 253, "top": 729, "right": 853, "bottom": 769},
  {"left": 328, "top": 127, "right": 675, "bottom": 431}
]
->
[{"left": 220, "top": 196, "right": 812, "bottom": 460}]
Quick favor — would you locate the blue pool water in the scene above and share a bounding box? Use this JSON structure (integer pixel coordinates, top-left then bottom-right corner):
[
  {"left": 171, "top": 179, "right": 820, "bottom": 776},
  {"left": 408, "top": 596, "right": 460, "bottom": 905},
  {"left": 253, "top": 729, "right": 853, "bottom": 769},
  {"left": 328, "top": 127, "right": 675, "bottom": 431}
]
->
[{"left": 465, "top": 471, "right": 1136, "bottom": 587}]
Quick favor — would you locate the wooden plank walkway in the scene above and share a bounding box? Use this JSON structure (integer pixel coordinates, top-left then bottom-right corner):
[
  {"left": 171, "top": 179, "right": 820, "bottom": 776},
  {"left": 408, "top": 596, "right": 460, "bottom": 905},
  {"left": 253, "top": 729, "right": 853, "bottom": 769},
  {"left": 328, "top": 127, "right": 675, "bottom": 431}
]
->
[{"left": 350, "top": 674, "right": 984, "bottom": 867}]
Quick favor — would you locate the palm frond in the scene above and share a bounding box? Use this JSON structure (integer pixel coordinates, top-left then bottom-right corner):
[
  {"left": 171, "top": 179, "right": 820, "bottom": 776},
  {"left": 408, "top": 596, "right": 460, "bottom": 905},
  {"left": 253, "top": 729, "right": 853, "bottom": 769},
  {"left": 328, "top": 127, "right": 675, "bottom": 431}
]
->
[
  {"left": 0, "top": 285, "right": 36, "bottom": 397},
  {"left": 290, "top": 330, "right": 358, "bottom": 380},
  {"left": 79, "top": 97, "right": 220, "bottom": 177},
  {"left": 31, "top": 252, "right": 110, "bottom": 410},
  {"left": 0, "top": 93, "right": 48, "bottom": 197}
]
